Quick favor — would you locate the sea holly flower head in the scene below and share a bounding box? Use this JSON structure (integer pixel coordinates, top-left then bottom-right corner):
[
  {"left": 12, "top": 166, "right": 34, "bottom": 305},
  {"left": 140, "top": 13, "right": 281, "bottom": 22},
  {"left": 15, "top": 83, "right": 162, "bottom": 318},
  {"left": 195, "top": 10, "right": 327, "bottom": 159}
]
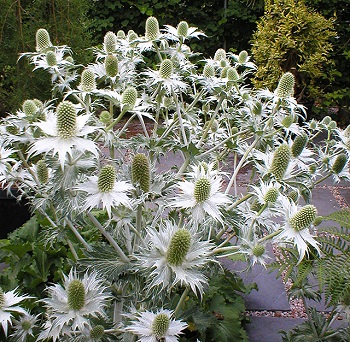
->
[
  {"left": 10, "top": 312, "right": 40, "bottom": 342},
  {"left": 36, "top": 28, "right": 52, "bottom": 52},
  {"left": 135, "top": 222, "right": 214, "bottom": 295},
  {"left": 76, "top": 164, "right": 134, "bottom": 217},
  {"left": 170, "top": 163, "right": 230, "bottom": 223},
  {"left": 103, "top": 31, "right": 117, "bottom": 54},
  {"left": 277, "top": 198, "right": 320, "bottom": 263},
  {"left": 28, "top": 100, "right": 99, "bottom": 169},
  {"left": 38, "top": 269, "right": 111, "bottom": 342},
  {"left": 131, "top": 153, "right": 151, "bottom": 193},
  {"left": 145, "top": 16, "right": 160, "bottom": 41},
  {"left": 125, "top": 309, "right": 187, "bottom": 342},
  {"left": 275, "top": 72, "right": 295, "bottom": 98},
  {"left": 0, "top": 287, "right": 32, "bottom": 336}
]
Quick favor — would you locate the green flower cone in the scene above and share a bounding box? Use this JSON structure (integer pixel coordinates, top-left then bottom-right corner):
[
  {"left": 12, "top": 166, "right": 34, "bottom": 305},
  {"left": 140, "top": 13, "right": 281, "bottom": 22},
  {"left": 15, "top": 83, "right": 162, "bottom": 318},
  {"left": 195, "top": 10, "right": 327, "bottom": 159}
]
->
[
  {"left": 56, "top": 101, "right": 77, "bottom": 139},
  {"left": 80, "top": 69, "right": 96, "bottom": 92},
  {"left": 289, "top": 205, "right": 317, "bottom": 231},
  {"left": 152, "top": 313, "right": 170, "bottom": 339},
  {"left": 276, "top": 72, "right": 295, "bottom": 98},
  {"left": 122, "top": 87, "right": 137, "bottom": 111},
  {"left": 166, "top": 229, "right": 191, "bottom": 266},
  {"left": 105, "top": 54, "right": 119, "bottom": 77},
  {"left": 104, "top": 31, "right": 117, "bottom": 53},
  {"left": 98, "top": 165, "right": 116, "bottom": 193},
  {"left": 270, "top": 144, "right": 292, "bottom": 180},
  {"left": 67, "top": 279, "right": 85, "bottom": 311},
  {"left": 145, "top": 16, "right": 160, "bottom": 41},
  {"left": 36, "top": 28, "right": 52, "bottom": 51},
  {"left": 131, "top": 153, "right": 151, "bottom": 192},
  {"left": 292, "top": 134, "right": 308, "bottom": 158},
  {"left": 159, "top": 59, "right": 173, "bottom": 79}
]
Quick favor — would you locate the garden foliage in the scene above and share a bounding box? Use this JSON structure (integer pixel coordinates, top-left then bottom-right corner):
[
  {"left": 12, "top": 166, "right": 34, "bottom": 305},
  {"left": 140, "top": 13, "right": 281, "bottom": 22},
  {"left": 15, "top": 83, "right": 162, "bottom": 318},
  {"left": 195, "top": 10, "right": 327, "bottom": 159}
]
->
[{"left": 0, "top": 15, "right": 349, "bottom": 341}]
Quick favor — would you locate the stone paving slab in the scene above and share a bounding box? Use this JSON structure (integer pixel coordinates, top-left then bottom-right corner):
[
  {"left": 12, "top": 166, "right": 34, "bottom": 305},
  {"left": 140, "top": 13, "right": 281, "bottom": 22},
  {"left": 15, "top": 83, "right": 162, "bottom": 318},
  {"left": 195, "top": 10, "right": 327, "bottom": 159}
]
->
[
  {"left": 221, "top": 252, "right": 290, "bottom": 311},
  {"left": 244, "top": 317, "right": 305, "bottom": 342}
]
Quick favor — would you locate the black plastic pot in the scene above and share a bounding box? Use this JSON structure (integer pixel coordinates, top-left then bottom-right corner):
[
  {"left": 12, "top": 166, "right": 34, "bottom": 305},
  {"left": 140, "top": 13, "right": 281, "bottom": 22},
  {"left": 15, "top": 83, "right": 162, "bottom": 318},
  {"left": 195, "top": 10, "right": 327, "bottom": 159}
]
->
[{"left": 0, "top": 188, "right": 31, "bottom": 239}]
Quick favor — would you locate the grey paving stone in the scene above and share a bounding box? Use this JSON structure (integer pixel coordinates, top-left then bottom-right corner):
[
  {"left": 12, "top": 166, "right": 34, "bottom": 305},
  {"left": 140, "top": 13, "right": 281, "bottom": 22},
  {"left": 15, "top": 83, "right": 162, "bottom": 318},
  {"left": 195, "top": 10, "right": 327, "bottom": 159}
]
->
[
  {"left": 309, "top": 187, "right": 341, "bottom": 216},
  {"left": 338, "top": 188, "right": 350, "bottom": 206},
  {"left": 244, "top": 317, "right": 305, "bottom": 342},
  {"left": 222, "top": 255, "right": 290, "bottom": 311}
]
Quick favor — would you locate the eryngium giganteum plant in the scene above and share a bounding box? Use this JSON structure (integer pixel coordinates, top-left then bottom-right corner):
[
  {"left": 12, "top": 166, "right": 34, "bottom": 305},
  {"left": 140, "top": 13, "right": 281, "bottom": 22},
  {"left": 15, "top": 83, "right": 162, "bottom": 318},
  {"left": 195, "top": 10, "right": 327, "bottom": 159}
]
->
[{"left": 0, "top": 16, "right": 349, "bottom": 341}]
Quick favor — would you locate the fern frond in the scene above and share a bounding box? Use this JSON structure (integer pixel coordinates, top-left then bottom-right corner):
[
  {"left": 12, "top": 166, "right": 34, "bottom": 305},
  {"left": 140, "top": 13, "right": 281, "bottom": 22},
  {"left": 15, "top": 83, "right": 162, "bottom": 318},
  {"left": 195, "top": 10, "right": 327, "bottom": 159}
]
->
[{"left": 321, "top": 209, "right": 350, "bottom": 228}]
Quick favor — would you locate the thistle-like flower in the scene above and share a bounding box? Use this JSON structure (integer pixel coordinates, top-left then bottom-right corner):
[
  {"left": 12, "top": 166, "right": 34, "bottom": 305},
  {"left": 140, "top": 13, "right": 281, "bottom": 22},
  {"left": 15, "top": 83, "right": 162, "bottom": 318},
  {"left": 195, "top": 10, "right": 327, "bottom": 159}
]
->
[
  {"left": 10, "top": 312, "right": 40, "bottom": 342},
  {"left": 103, "top": 31, "right": 117, "bottom": 53},
  {"left": 269, "top": 144, "right": 292, "bottom": 180},
  {"left": 28, "top": 101, "right": 99, "bottom": 169},
  {"left": 135, "top": 222, "right": 214, "bottom": 295},
  {"left": 0, "top": 287, "right": 31, "bottom": 336},
  {"left": 36, "top": 28, "right": 52, "bottom": 52},
  {"left": 38, "top": 269, "right": 111, "bottom": 342},
  {"left": 145, "top": 16, "right": 160, "bottom": 41},
  {"left": 170, "top": 164, "right": 230, "bottom": 223},
  {"left": 79, "top": 69, "right": 96, "bottom": 92},
  {"left": 275, "top": 72, "right": 295, "bottom": 98},
  {"left": 131, "top": 153, "right": 151, "bottom": 193},
  {"left": 125, "top": 309, "right": 187, "bottom": 342},
  {"left": 277, "top": 198, "right": 320, "bottom": 263},
  {"left": 76, "top": 164, "right": 134, "bottom": 217}
]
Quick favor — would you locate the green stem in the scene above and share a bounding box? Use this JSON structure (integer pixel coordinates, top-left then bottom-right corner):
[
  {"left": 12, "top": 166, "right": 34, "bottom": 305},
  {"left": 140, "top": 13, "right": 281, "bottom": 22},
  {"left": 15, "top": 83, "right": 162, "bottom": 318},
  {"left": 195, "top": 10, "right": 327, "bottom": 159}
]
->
[
  {"left": 225, "top": 137, "right": 260, "bottom": 194},
  {"left": 174, "top": 287, "right": 190, "bottom": 318},
  {"left": 66, "top": 238, "right": 79, "bottom": 261},
  {"left": 87, "top": 212, "right": 130, "bottom": 263},
  {"left": 196, "top": 94, "right": 225, "bottom": 148},
  {"left": 227, "top": 193, "right": 254, "bottom": 210},
  {"left": 176, "top": 153, "right": 190, "bottom": 177},
  {"left": 65, "top": 218, "right": 93, "bottom": 252},
  {"left": 171, "top": 86, "right": 188, "bottom": 146},
  {"left": 258, "top": 229, "right": 282, "bottom": 243}
]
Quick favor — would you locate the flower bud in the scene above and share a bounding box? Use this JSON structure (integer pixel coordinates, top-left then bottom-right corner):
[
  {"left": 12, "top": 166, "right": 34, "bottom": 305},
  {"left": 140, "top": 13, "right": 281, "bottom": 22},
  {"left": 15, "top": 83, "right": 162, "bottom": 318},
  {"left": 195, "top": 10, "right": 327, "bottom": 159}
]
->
[
  {"left": 122, "top": 86, "right": 137, "bottom": 111},
  {"left": 270, "top": 144, "right": 292, "bottom": 180},
  {"left": 99, "top": 110, "right": 113, "bottom": 125},
  {"left": 105, "top": 54, "right": 119, "bottom": 77},
  {"left": 332, "top": 153, "right": 348, "bottom": 174},
  {"left": 56, "top": 101, "right": 77, "bottom": 139},
  {"left": 98, "top": 165, "right": 116, "bottom": 193},
  {"left": 292, "top": 134, "right": 308, "bottom": 158},
  {"left": 227, "top": 67, "right": 239, "bottom": 82},
  {"left": 159, "top": 59, "right": 173, "bottom": 79},
  {"left": 37, "top": 159, "right": 49, "bottom": 184},
  {"left": 90, "top": 325, "right": 105, "bottom": 339},
  {"left": 80, "top": 69, "right": 96, "bottom": 92},
  {"left": 166, "top": 229, "right": 191, "bottom": 266},
  {"left": 214, "top": 48, "right": 226, "bottom": 61},
  {"left": 276, "top": 72, "right": 295, "bottom": 98},
  {"left": 104, "top": 31, "right": 117, "bottom": 53},
  {"left": 203, "top": 64, "right": 215, "bottom": 78},
  {"left": 67, "top": 279, "right": 86, "bottom": 311},
  {"left": 36, "top": 28, "right": 52, "bottom": 51},
  {"left": 131, "top": 153, "right": 151, "bottom": 193},
  {"left": 145, "top": 16, "right": 160, "bottom": 41},
  {"left": 264, "top": 187, "right": 279, "bottom": 203},
  {"left": 23, "top": 100, "right": 37, "bottom": 117},
  {"left": 46, "top": 51, "right": 57, "bottom": 66},
  {"left": 238, "top": 50, "right": 248, "bottom": 64},
  {"left": 177, "top": 21, "right": 189, "bottom": 38},
  {"left": 252, "top": 244, "right": 265, "bottom": 257},
  {"left": 289, "top": 205, "right": 317, "bottom": 231},
  {"left": 152, "top": 313, "right": 170, "bottom": 339},
  {"left": 194, "top": 178, "right": 211, "bottom": 203}
]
